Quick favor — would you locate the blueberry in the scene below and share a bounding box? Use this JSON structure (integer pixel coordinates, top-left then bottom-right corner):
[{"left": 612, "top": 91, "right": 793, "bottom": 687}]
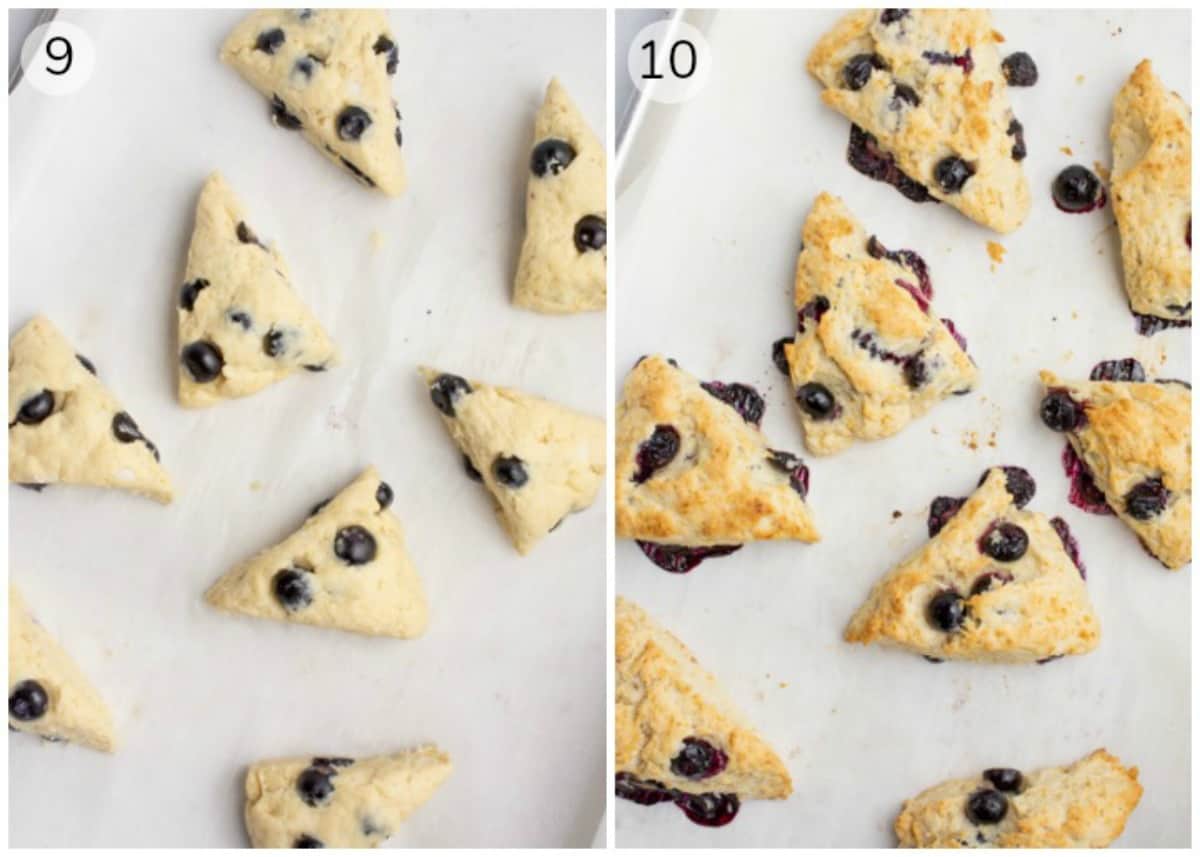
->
[
  {"left": 934, "top": 157, "right": 974, "bottom": 193},
  {"left": 970, "top": 570, "right": 1013, "bottom": 596},
  {"left": 1039, "top": 390, "right": 1082, "bottom": 431},
  {"left": 671, "top": 737, "right": 728, "bottom": 780},
  {"left": 771, "top": 337, "right": 792, "bottom": 375},
  {"left": 637, "top": 541, "right": 742, "bottom": 574},
  {"left": 272, "top": 569, "right": 313, "bottom": 612},
  {"left": 271, "top": 95, "right": 303, "bottom": 130},
  {"left": 76, "top": 354, "right": 97, "bottom": 375},
  {"left": 493, "top": 455, "right": 529, "bottom": 488},
  {"left": 767, "top": 449, "right": 809, "bottom": 498},
  {"left": 16, "top": 390, "right": 54, "bottom": 425},
  {"left": 309, "top": 497, "right": 332, "bottom": 518},
  {"left": 338, "top": 156, "right": 375, "bottom": 187},
  {"left": 633, "top": 425, "right": 680, "bottom": 483},
  {"left": 334, "top": 526, "right": 377, "bottom": 565},
  {"left": 796, "top": 382, "right": 836, "bottom": 420},
  {"left": 615, "top": 772, "right": 675, "bottom": 806},
  {"left": 1007, "top": 118, "right": 1027, "bottom": 161},
  {"left": 294, "top": 835, "right": 324, "bottom": 848},
  {"left": 904, "top": 355, "right": 929, "bottom": 389},
  {"left": 394, "top": 106, "right": 403, "bottom": 148},
  {"left": 1001, "top": 52, "right": 1038, "bottom": 86},
  {"left": 927, "top": 590, "right": 966, "bottom": 632},
  {"left": 236, "top": 221, "right": 263, "bottom": 246},
  {"left": 429, "top": 374, "right": 472, "bottom": 417},
  {"left": 228, "top": 310, "right": 253, "bottom": 331},
  {"left": 1050, "top": 517, "right": 1086, "bottom": 577},
  {"left": 847, "top": 125, "right": 936, "bottom": 204},
  {"left": 337, "top": 106, "right": 373, "bottom": 142},
  {"left": 463, "top": 453, "right": 483, "bottom": 482},
  {"left": 9, "top": 680, "right": 48, "bottom": 721},
  {"left": 966, "top": 788, "right": 1008, "bottom": 824},
  {"left": 530, "top": 139, "right": 577, "bottom": 177},
  {"left": 375, "top": 481, "right": 394, "bottom": 509},
  {"left": 293, "top": 58, "right": 316, "bottom": 79},
  {"left": 263, "top": 329, "right": 286, "bottom": 358},
  {"left": 674, "top": 792, "right": 740, "bottom": 827},
  {"left": 980, "top": 466, "right": 1036, "bottom": 508},
  {"left": 111, "top": 412, "right": 142, "bottom": 443},
  {"left": 181, "top": 342, "right": 224, "bottom": 383},
  {"left": 700, "top": 381, "right": 765, "bottom": 427},
  {"left": 984, "top": 768, "right": 1023, "bottom": 792},
  {"left": 1052, "top": 166, "right": 1105, "bottom": 213},
  {"left": 880, "top": 9, "right": 909, "bottom": 24},
  {"left": 296, "top": 766, "right": 336, "bottom": 807},
  {"left": 312, "top": 756, "right": 354, "bottom": 768},
  {"left": 923, "top": 49, "right": 974, "bottom": 75},
  {"left": 255, "top": 28, "right": 285, "bottom": 54},
  {"left": 1124, "top": 478, "right": 1169, "bottom": 520},
  {"left": 892, "top": 83, "right": 920, "bottom": 108},
  {"left": 372, "top": 34, "right": 398, "bottom": 75},
  {"left": 796, "top": 295, "right": 831, "bottom": 333},
  {"left": 574, "top": 215, "right": 607, "bottom": 252},
  {"left": 180, "top": 278, "right": 210, "bottom": 311},
  {"left": 842, "top": 53, "right": 885, "bottom": 90},
  {"left": 928, "top": 496, "right": 966, "bottom": 537},
  {"left": 1089, "top": 358, "right": 1145, "bottom": 382},
  {"left": 980, "top": 522, "right": 1028, "bottom": 562}
]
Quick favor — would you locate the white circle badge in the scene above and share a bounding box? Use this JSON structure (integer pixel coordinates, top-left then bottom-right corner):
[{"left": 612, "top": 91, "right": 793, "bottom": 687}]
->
[
  {"left": 20, "top": 21, "right": 96, "bottom": 96},
  {"left": 627, "top": 19, "right": 712, "bottom": 105}
]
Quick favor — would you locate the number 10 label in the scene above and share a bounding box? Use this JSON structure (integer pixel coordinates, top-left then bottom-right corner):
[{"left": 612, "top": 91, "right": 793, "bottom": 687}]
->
[{"left": 627, "top": 19, "right": 711, "bottom": 105}]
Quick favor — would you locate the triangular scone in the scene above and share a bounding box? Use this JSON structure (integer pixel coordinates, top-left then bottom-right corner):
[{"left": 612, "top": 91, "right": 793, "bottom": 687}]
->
[
  {"left": 846, "top": 466, "right": 1100, "bottom": 663},
  {"left": 616, "top": 355, "right": 819, "bottom": 549},
  {"left": 783, "top": 193, "right": 977, "bottom": 456},
  {"left": 513, "top": 78, "right": 607, "bottom": 313},
  {"left": 178, "top": 173, "right": 338, "bottom": 408},
  {"left": 9, "top": 586, "right": 116, "bottom": 753},
  {"left": 1110, "top": 60, "right": 1192, "bottom": 331},
  {"left": 9, "top": 315, "right": 173, "bottom": 503},
  {"left": 1039, "top": 362, "right": 1191, "bottom": 569},
  {"left": 808, "top": 10, "right": 1031, "bottom": 233},
  {"left": 244, "top": 746, "right": 452, "bottom": 848},
  {"left": 221, "top": 9, "right": 405, "bottom": 195},
  {"left": 616, "top": 598, "right": 791, "bottom": 827},
  {"left": 205, "top": 467, "right": 428, "bottom": 638},
  {"left": 895, "top": 748, "right": 1142, "bottom": 848},
  {"left": 418, "top": 367, "right": 604, "bottom": 555}
]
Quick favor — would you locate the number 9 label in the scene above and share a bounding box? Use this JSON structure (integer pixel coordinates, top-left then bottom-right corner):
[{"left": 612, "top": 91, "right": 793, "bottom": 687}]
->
[
  {"left": 20, "top": 21, "right": 96, "bottom": 96},
  {"left": 627, "top": 19, "right": 712, "bottom": 105}
]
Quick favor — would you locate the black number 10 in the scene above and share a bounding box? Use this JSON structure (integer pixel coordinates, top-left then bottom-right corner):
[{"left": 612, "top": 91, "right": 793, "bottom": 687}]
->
[
  {"left": 640, "top": 38, "right": 697, "bottom": 80},
  {"left": 45, "top": 36, "right": 73, "bottom": 76}
]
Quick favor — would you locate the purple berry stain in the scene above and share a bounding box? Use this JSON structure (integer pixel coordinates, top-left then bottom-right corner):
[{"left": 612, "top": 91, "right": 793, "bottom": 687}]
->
[
  {"left": 847, "top": 125, "right": 937, "bottom": 204},
  {"left": 1049, "top": 516, "right": 1087, "bottom": 578},
  {"left": 701, "top": 381, "right": 765, "bottom": 427},
  {"left": 1061, "top": 444, "right": 1112, "bottom": 515},
  {"left": 637, "top": 542, "right": 743, "bottom": 574}
]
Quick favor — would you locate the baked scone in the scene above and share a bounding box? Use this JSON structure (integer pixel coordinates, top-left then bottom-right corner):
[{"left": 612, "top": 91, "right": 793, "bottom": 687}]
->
[
  {"left": 206, "top": 467, "right": 428, "bottom": 638},
  {"left": 1110, "top": 59, "right": 1192, "bottom": 334},
  {"left": 177, "top": 172, "right": 338, "bottom": 407},
  {"left": 9, "top": 585, "right": 115, "bottom": 753},
  {"left": 244, "top": 746, "right": 451, "bottom": 848},
  {"left": 1039, "top": 359, "right": 1191, "bottom": 569},
  {"left": 9, "top": 315, "right": 173, "bottom": 503},
  {"left": 419, "top": 367, "right": 604, "bottom": 555},
  {"left": 222, "top": 9, "right": 406, "bottom": 195},
  {"left": 616, "top": 355, "right": 820, "bottom": 573},
  {"left": 895, "top": 748, "right": 1142, "bottom": 848},
  {"left": 783, "top": 192, "right": 977, "bottom": 456},
  {"left": 846, "top": 466, "right": 1099, "bottom": 663},
  {"left": 808, "top": 9, "right": 1031, "bottom": 233},
  {"left": 513, "top": 78, "right": 606, "bottom": 313},
  {"left": 615, "top": 598, "right": 791, "bottom": 827}
]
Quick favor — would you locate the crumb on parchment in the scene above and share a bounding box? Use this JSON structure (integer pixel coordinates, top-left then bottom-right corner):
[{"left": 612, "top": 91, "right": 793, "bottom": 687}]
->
[
  {"left": 1061, "top": 146, "right": 1073, "bottom": 156},
  {"left": 1093, "top": 161, "right": 1111, "bottom": 182},
  {"left": 986, "top": 241, "right": 1006, "bottom": 267}
]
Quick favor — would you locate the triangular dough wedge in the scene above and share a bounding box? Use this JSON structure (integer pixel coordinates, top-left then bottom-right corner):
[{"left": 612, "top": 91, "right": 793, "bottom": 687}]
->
[
  {"left": 783, "top": 193, "right": 977, "bottom": 455},
  {"left": 615, "top": 598, "right": 791, "bottom": 827},
  {"left": 9, "top": 315, "right": 173, "bottom": 503},
  {"left": 808, "top": 9, "right": 1031, "bottom": 232},
  {"left": 418, "top": 367, "right": 604, "bottom": 555},
  {"left": 514, "top": 78, "right": 607, "bottom": 313},
  {"left": 1039, "top": 360, "right": 1191, "bottom": 569},
  {"left": 1110, "top": 60, "right": 1192, "bottom": 333},
  {"left": 177, "top": 172, "right": 338, "bottom": 407},
  {"left": 244, "top": 745, "right": 452, "bottom": 848},
  {"left": 9, "top": 585, "right": 116, "bottom": 753},
  {"left": 846, "top": 466, "right": 1099, "bottom": 663},
  {"left": 222, "top": 9, "right": 406, "bottom": 195},
  {"left": 895, "top": 748, "right": 1142, "bottom": 847},
  {"left": 205, "top": 467, "right": 428, "bottom": 638}
]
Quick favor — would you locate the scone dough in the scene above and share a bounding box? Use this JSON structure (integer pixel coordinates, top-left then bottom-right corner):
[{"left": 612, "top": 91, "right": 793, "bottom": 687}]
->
[
  {"left": 808, "top": 9, "right": 1031, "bottom": 233},
  {"left": 784, "top": 192, "right": 977, "bottom": 456},
  {"left": 177, "top": 172, "right": 338, "bottom": 407},
  {"left": 896, "top": 749, "right": 1142, "bottom": 848},
  {"left": 9, "top": 315, "right": 173, "bottom": 503},
  {"left": 419, "top": 366, "right": 604, "bottom": 555},
  {"left": 846, "top": 467, "right": 1100, "bottom": 663},
  {"left": 1110, "top": 59, "right": 1192, "bottom": 324},
  {"left": 9, "top": 585, "right": 116, "bottom": 753},
  {"left": 244, "top": 746, "right": 452, "bottom": 848},
  {"left": 222, "top": 9, "right": 406, "bottom": 195},
  {"left": 616, "top": 597, "right": 792, "bottom": 800},
  {"left": 206, "top": 467, "right": 428, "bottom": 638},
  {"left": 514, "top": 78, "right": 607, "bottom": 313}
]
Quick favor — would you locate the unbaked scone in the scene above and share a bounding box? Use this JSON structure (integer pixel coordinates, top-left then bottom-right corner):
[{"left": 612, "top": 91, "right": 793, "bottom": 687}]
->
[
  {"left": 616, "top": 355, "right": 819, "bottom": 572},
  {"left": 9, "top": 585, "right": 115, "bottom": 753},
  {"left": 615, "top": 597, "right": 791, "bottom": 827},
  {"left": 244, "top": 746, "right": 451, "bottom": 848},
  {"left": 177, "top": 172, "right": 338, "bottom": 407},
  {"left": 808, "top": 9, "right": 1031, "bottom": 233},
  {"left": 419, "top": 367, "right": 604, "bottom": 555},
  {"left": 222, "top": 9, "right": 406, "bottom": 195},
  {"left": 783, "top": 192, "right": 977, "bottom": 456},
  {"left": 1110, "top": 59, "right": 1192, "bottom": 333},
  {"left": 9, "top": 315, "right": 173, "bottom": 503},
  {"left": 513, "top": 78, "right": 606, "bottom": 313},
  {"left": 895, "top": 748, "right": 1142, "bottom": 848},
  {"left": 1039, "top": 359, "right": 1191, "bottom": 570},
  {"left": 206, "top": 467, "right": 428, "bottom": 638},
  {"left": 846, "top": 466, "right": 1099, "bottom": 663}
]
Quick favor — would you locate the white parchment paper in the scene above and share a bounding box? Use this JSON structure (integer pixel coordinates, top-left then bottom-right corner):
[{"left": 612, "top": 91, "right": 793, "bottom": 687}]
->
[
  {"left": 9, "top": 9, "right": 605, "bottom": 847},
  {"left": 615, "top": 9, "right": 1189, "bottom": 848}
]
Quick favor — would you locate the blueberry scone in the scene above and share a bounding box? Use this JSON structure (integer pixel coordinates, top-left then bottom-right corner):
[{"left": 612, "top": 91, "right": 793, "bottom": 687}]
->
[
  {"left": 615, "top": 598, "right": 792, "bottom": 827},
  {"left": 781, "top": 193, "right": 976, "bottom": 456},
  {"left": 419, "top": 367, "right": 604, "bottom": 555},
  {"left": 616, "top": 355, "right": 820, "bottom": 573},
  {"left": 808, "top": 9, "right": 1031, "bottom": 233},
  {"left": 222, "top": 9, "right": 405, "bottom": 195},
  {"left": 896, "top": 748, "right": 1142, "bottom": 847},
  {"left": 1110, "top": 60, "right": 1192, "bottom": 334},
  {"left": 244, "top": 746, "right": 452, "bottom": 848},
  {"left": 206, "top": 467, "right": 428, "bottom": 638},
  {"left": 9, "top": 315, "right": 173, "bottom": 503},
  {"left": 514, "top": 78, "right": 607, "bottom": 313},
  {"left": 846, "top": 466, "right": 1099, "bottom": 663},
  {"left": 9, "top": 585, "right": 115, "bottom": 753},
  {"left": 178, "top": 173, "right": 338, "bottom": 407},
  {"left": 1039, "top": 359, "right": 1191, "bottom": 570}
]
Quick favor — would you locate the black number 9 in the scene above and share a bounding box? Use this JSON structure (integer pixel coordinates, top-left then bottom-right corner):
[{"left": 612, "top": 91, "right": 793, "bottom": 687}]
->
[{"left": 44, "top": 36, "right": 73, "bottom": 76}]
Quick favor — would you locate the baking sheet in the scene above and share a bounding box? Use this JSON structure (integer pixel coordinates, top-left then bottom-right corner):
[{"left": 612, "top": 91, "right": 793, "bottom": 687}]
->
[
  {"left": 8, "top": 9, "right": 606, "bottom": 847},
  {"left": 614, "top": 9, "right": 1190, "bottom": 848}
]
